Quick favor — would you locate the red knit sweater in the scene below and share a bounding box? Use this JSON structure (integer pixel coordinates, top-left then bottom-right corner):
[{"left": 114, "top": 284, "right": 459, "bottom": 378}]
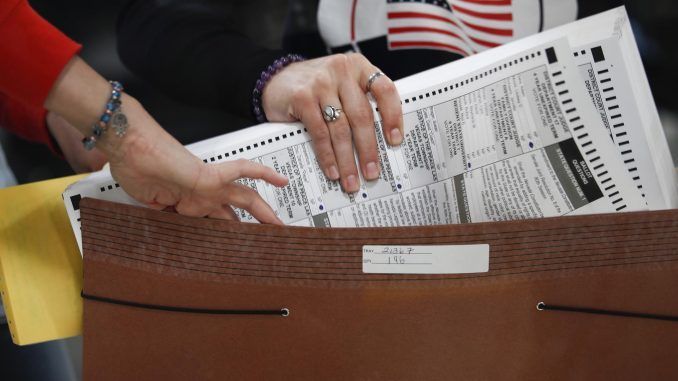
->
[{"left": 0, "top": 0, "right": 81, "bottom": 150}]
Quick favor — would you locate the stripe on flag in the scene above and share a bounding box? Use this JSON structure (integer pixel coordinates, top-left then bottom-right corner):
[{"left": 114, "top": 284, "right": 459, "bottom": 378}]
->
[{"left": 386, "top": 0, "right": 514, "bottom": 56}]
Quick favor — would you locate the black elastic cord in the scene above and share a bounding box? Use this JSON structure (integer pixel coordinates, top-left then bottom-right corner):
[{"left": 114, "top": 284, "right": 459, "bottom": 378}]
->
[
  {"left": 81, "top": 291, "right": 289, "bottom": 317},
  {"left": 536, "top": 301, "right": 678, "bottom": 322}
]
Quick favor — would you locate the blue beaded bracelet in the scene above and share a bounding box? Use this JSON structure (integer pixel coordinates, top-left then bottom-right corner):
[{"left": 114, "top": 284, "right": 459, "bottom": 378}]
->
[
  {"left": 82, "top": 81, "right": 127, "bottom": 150},
  {"left": 252, "top": 54, "right": 305, "bottom": 123}
]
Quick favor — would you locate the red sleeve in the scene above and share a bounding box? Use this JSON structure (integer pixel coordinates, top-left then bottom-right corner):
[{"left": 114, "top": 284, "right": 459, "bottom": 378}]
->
[
  {"left": 0, "top": 0, "right": 82, "bottom": 108},
  {"left": 0, "top": 92, "right": 60, "bottom": 155}
]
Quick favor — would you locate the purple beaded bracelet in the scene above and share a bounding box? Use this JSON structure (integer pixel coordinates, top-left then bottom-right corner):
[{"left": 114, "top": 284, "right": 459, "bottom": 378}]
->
[{"left": 252, "top": 54, "right": 305, "bottom": 123}]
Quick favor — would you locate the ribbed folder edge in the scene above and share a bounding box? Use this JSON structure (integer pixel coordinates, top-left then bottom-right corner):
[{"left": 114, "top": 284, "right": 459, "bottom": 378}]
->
[{"left": 79, "top": 198, "right": 678, "bottom": 284}]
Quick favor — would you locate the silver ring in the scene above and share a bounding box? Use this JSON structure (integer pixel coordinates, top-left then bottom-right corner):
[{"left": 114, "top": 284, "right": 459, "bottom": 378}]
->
[
  {"left": 322, "top": 105, "right": 342, "bottom": 122},
  {"left": 366, "top": 71, "right": 385, "bottom": 93}
]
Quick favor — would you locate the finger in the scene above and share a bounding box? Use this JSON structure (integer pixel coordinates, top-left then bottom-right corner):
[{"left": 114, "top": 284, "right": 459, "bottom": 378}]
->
[
  {"left": 320, "top": 99, "right": 360, "bottom": 193},
  {"left": 224, "top": 183, "right": 284, "bottom": 225},
  {"left": 354, "top": 59, "right": 403, "bottom": 146},
  {"left": 218, "top": 159, "right": 288, "bottom": 187},
  {"left": 162, "top": 205, "right": 178, "bottom": 213},
  {"left": 146, "top": 201, "right": 167, "bottom": 211},
  {"left": 339, "top": 80, "right": 380, "bottom": 181},
  {"left": 207, "top": 205, "right": 238, "bottom": 221},
  {"left": 174, "top": 198, "right": 213, "bottom": 218},
  {"left": 147, "top": 190, "right": 179, "bottom": 211},
  {"left": 370, "top": 75, "right": 403, "bottom": 146},
  {"left": 292, "top": 89, "right": 340, "bottom": 181},
  {"left": 153, "top": 189, "right": 178, "bottom": 207}
]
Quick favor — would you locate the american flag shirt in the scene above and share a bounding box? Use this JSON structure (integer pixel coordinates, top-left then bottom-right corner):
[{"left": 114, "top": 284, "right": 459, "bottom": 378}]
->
[
  {"left": 319, "top": 0, "right": 578, "bottom": 57},
  {"left": 386, "top": 0, "right": 514, "bottom": 56}
]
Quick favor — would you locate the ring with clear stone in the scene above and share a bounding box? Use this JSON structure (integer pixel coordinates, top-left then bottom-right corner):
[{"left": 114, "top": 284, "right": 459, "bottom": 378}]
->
[{"left": 322, "top": 105, "right": 342, "bottom": 122}]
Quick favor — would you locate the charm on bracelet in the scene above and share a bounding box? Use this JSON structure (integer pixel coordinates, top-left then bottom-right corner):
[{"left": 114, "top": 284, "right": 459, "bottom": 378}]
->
[{"left": 111, "top": 109, "right": 129, "bottom": 137}]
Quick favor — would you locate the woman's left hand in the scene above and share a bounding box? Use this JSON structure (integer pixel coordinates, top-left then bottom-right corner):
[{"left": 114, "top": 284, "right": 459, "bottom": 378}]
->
[{"left": 103, "top": 95, "right": 289, "bottom": 223}]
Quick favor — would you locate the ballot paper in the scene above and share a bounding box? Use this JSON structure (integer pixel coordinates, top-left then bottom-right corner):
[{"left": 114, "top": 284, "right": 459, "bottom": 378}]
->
[
  {"left": 396, "top": 6, "right": 677, "bottom": 209},
  {"left": 64, "top": 7, "right": 675, "bottom": 253},
  {"left": 571, "top": 39, "right": 673, "bottom": 210}
]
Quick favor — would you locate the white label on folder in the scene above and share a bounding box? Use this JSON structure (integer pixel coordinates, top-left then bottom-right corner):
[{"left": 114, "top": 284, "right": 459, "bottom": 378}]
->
[{"left": 362, "top": 245, "right": 489, "bottom": 274}]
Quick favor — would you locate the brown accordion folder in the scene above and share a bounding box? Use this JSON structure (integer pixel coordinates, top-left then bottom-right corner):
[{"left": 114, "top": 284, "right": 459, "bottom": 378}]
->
[{"left": 80, "top": 198, "right": 678, "bottom": 380}]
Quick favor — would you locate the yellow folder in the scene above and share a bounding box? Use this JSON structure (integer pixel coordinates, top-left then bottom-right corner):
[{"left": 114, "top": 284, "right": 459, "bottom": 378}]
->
[{"left": 0, "top": 174, "right": 86, "bottom": 345}]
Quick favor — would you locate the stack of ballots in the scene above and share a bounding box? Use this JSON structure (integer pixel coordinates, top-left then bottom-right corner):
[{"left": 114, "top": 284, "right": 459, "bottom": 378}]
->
[{"left": 63, "top": 7, "right": 677, "bottom": 245}]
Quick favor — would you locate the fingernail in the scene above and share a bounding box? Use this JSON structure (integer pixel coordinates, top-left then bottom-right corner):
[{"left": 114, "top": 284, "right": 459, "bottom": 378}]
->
[
  {"left": 345, "top": 174, "right": 358, "bottom": 192},
  {"left": 328, "top": 165, "right": 340, "bottom": 180},
  {"left": 365, "top": 162, "right": 379, "bottom": 180},
  {"left": 390, "top": 128, "right": 403, "bottom": 145},
  {"left": 276, "top": 173, "right": 289, "bottom": 183}
]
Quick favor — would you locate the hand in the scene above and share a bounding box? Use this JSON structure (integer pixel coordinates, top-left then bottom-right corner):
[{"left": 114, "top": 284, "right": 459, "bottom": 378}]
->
[
  {"left": 46, "top": 111, "right": 108, "bottom": 173},
  {"left": 262, "top": 53, "right": 404, "bottom": 193},
  {"left": 103, "top": 96, "right": 290, "bottom": 223},
  {"left": 44, "top": 56, "right": 289, "bottom": 223}
]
